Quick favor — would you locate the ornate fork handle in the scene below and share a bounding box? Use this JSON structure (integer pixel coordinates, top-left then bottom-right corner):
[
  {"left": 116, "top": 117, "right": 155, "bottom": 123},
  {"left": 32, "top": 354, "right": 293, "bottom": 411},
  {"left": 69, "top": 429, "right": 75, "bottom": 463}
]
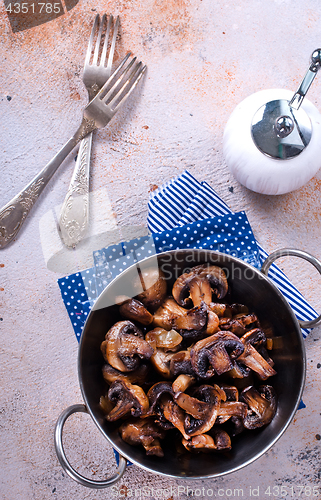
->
[
  {"left": 0, "top": 119, "right": 96, "bottom": 249},
  {"left": 58, "top": 132, "right": 92, "bottom": 248}
]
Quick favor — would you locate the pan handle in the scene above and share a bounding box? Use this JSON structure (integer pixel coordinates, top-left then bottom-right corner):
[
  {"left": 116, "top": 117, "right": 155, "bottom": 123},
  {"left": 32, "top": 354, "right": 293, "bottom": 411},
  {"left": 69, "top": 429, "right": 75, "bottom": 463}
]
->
[
  {"left": 261, "top": 248, "right": 321, "bottom": 328},
  {"left": 54, "top": 404, "right": 127, "bottom": 489}
]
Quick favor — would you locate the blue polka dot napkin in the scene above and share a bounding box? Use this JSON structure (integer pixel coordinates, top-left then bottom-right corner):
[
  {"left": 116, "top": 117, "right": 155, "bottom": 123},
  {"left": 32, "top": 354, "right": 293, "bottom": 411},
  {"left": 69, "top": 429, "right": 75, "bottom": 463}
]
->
[{"left": 58, "top": 170, "right": 318, "bottom": 343}]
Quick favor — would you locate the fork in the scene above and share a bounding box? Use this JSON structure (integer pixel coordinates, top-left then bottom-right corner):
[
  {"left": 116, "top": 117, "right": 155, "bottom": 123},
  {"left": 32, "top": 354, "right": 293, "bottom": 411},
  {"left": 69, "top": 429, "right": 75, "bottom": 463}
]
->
[
  {"left": 0, "top": 53, "right": 146, "bottom": 249},
  {"left": 58, "top": 14, "right": 120, "bottom": 248}
]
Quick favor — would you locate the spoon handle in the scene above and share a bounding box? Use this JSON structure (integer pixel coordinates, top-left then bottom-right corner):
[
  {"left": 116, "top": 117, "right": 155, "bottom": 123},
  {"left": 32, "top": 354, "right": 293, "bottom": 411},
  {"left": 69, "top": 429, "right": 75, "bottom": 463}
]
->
[{"left": 289, "top": 49, "right": 321, "bottom": 109}]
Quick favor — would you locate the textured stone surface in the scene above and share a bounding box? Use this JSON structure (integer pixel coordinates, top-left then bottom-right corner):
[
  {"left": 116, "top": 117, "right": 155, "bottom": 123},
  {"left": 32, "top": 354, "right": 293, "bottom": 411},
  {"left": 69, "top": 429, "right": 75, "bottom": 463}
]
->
[{"left": 1, "top": 1, "right": 321, "bottom": 499}]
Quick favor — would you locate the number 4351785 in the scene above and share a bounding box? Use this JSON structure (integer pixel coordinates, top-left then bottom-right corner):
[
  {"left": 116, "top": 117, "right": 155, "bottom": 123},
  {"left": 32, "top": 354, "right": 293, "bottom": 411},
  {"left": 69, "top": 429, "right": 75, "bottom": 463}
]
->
[{"left": 6, "top": 3, "right": 62, "bottom": 14}]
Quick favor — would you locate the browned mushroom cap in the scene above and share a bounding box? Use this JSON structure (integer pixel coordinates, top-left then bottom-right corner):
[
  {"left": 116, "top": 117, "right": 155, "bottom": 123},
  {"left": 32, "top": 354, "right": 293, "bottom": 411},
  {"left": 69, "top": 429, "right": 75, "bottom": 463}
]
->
[
  {"left": 136, "top": 267, "right": 167, "bottom": 311},
  {"left": 145, "top": 327, "right": 182, "bottom": 351},
  {"left": 102, "top": 362, "right": 150, "bottom": 386},
  {"left": 190, "top": 331, "right": 245, "bottom": 378},
  {"left": 182, "top": 434, "right": 217, "bottom": 452},
  {"left": 219, "top": 384, "right": 239, "bottom": 401},
  {"left": 101, "top": 320, "right": 154, "bottom": 372},
  {"left": 119, "top": 418, "right": 166, "bottom": 457},
  {"left": 219, "top": 317, "right": 247, "bottom": 336},
  {"left": 240, "top": 385, "right": 277, "bottom": 429},
  {"left": 209, "top": 427, "right": 232, "bottom": 450},
  {"left": 173, "top": 302, "right": 208, "bottom": 341},
  {"left": 169, "top": 349, "right": 195, "bottom": 377},
  {"left": 153, "top": 297, "right": 188, "bottom": 330},
  {"left": 226, "top": 360, "right": 251, "bottom": 379},
  {"left": 106, "top": 380, "right": 149, "bottom": 421},
  {"left": 183, "top": 385, "right": 222, "bottom": 437},
  {"left": 147, "top": 382, "right": 174, "bottom": 415},
  {"left": 145, "top": 383, "right": 175, "bottom": 430},
  {"left": 237, "top": 329, "right": 277, "bottom": 380},
  {"left": 119, "top": 299, "right": 153, "bottom": 325},
  {"left": 223, "top": 415, "right": 245, "bottom": 437},
  {"left": 172, "top": 264, "right": 228, "bottom": 307}
]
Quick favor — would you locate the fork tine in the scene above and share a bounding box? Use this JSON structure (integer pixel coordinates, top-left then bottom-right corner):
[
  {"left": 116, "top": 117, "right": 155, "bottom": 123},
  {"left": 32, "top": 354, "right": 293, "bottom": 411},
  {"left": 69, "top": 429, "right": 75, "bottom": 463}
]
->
[
  {"left": 94, "top": 52, "right": 132, "bottom": 100},
  {"left": 100, "top": 14, "right": 112, "bottom": 68},
  {"left": 106, "top": 16, "right": 120, "bottom": 72},
  {"left": 92, "top": 14, "right": 106, "bottom": 65},
  {"left": 100, "top": 55, "right": 137, "bottom": 102},
  {"left": 84, "top": 14, "right": 99, "bottom": 67},
  {"left": 103, "top": 58, "right": 139, "bottom": 105},
  {"left": 112, "top": 63, "right": 146, "bottom": 112}
]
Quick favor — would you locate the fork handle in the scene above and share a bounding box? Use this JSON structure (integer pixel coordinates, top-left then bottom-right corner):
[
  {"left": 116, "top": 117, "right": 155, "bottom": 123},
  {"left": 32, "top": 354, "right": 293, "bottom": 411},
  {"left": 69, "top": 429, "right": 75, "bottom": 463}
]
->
[
  {"left": 58, "top": 132, "right": 93, "bottom": 248},
  {"left": 0, "top": 136, "right": 79, "bottom": 249}
]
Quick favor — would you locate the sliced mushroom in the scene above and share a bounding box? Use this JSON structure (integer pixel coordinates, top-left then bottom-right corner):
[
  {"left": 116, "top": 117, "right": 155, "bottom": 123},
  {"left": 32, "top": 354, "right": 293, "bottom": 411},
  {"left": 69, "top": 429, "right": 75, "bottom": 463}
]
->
[
  {"left": 172, "top": 264, "right": 228, "bottom": 307},
  {"left": 206, "top": 310, "right": 220, "bottom": 335},
  {"left": 169, "top": 349, "right": 195, "bottom": 377},
  {"left": 147, "top": 382, "right": 174, "bottom": 415},
  {"left": 136, "top": 267, "right": 167, "bottom": 311},
  {"left": 210, "top": 427, "right": 232, "bottom": 450},
  {"left": 240, "top": 385, "right": 277, "bottom": 429},
  {"left": 150, "top": 349, "right": 176, "bottom": 378},
  {"left": 237, "top": 329, "right": 277, "bottom": 380},
  {"left": 191, "top": 331, "right": 244, "bottom": 378},
  {"left": 146, "top": 382, "right": 175, "bottom": 430},
  {"left": 223, "top": 415, "right": 245, "bottom": 437},
  {"left": 216, "top": 401, "right": 248, "bottom": 424},
  {"left": 106, "top": 380, "right": 149, "bottom": 421},
  {"left": 208, "top": 302, "right": 231, "bottom": 317},
  {"left": 229, "top": 303, "right": 249, "bottom": 315},
  {"left": 182, "top": 434, "right": 217, "bottom": 452},
  {"left": 172, "top": 374, "right": 195, "bottom": 393},
  {"left": 173, "top": 302, "right": 208, "bottom": 341},
  {"left": 102, "top": 362, "right": 150, "bottom": 385},
  {"left": 219, "top": 384, "right": 239, "bottom": 401},
  {"left": 183, "top": 385, "right": 222, "bottom": 437},
  {"left": 227, "top": 360, "right": 251, "bottom": 379},
  {"left": 145, "top": 327, "right": 182, "bottom": 351},
  {"left": 161, "top": 397, "right": 190, "bottom": 440},
  {"left": 101, "top": 320, "right": 154, "bottom": 372},
  {"left": 153, "top": 297, "right": 188, "bottom": 330},
  {"left": 119, "top": 418, "right": 166, "bottom": 456},
  {"left": 219, "top": 317, "right": 246, "bottom": 336},
  {"left": 119, "top": 299, "right": 153, "bottom": 325}
]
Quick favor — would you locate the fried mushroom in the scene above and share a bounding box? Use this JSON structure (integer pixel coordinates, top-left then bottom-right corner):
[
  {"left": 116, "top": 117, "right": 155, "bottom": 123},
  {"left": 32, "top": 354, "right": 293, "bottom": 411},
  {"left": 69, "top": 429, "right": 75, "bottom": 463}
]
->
[
  {"left": 145, "top": 327, "right": 182, "bottom": 351},
  {"left": 101, "top": 320, "right": 153, "bottom": 372},
  {"left": 237, "top": 329, "right": 277, "bottom": 380},
  {"left": 191, "top": 331, "right": 244, "bottom": 378},
  {"left": 106, "top": 380, "right": 149, "bottom": 421},
  {"left": 182, "top": 434, "right": 217, "bottom": 452},
  {"left": 153, "top": 297, "right": 188, "bottom": 330},
  {"left": 119, "top": 299, "right": 153, "bottom": 325},
  {"left": 182, "top": 385, "right": 222, "bottom": 437},
  {"left": 119, "top": 418, "right": 166, "bottom": 456},
  {"left": 136, "top": 268, "right": 167, "bottom": 312},
  {"left": 172, "top": 264, "right": 228, "bottom": 307},
  {"left": 102, "top": 362, "right": 150, "bottom": 385},
  {"left": 240, "top": 385, "right": 277, "bottom": 429}
]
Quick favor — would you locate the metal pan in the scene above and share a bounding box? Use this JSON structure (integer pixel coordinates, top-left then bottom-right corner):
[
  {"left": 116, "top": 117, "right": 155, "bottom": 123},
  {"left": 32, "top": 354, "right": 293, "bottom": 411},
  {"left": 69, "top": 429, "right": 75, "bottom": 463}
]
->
[{"left": 54, "top": 248, "right": 321, "bottom": 488}]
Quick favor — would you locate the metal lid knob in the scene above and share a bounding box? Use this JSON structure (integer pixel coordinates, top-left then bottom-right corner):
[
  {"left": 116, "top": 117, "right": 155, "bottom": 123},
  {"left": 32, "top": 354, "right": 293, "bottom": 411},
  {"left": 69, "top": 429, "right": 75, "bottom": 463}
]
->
[{"left": 251, "top": 49, "right": 321, "bottom": 160}]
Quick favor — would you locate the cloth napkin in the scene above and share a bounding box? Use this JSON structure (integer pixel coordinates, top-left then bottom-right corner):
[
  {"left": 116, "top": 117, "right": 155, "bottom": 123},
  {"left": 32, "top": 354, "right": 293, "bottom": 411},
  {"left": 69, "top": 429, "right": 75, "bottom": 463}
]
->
[{"left": 58, "top": 169, "right": 318, "bottom": 341}]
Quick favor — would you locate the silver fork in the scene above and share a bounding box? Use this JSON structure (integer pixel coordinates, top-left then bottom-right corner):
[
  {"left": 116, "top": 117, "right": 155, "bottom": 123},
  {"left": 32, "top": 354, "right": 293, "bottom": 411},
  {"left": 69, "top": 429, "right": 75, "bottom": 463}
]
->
[
  {"left": 58, "top": 14, "right": 120, "bottom": 248},
  {"left": 0, "top": 53, "right": 146, "bottom": 249}
]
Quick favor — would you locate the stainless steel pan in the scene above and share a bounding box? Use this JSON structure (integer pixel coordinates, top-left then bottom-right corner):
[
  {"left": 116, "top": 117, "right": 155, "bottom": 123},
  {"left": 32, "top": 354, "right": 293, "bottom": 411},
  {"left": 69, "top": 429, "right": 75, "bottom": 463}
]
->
[{"left": 54, "top": 248, "right": 321, "bottom": 488}]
